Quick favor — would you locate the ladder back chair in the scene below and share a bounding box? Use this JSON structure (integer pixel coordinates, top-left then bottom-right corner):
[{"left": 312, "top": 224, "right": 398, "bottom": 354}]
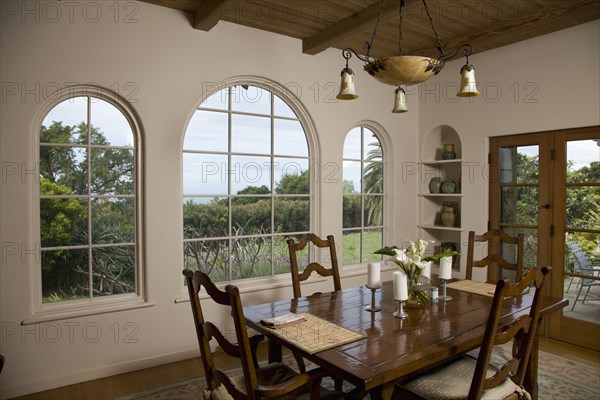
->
[
  {"left": 466, "top": 230, "right": 524, "bottom": 283},
  {"left": 182, "top": 269, "right": 343, "bottom": 400},
  {"left": 287, "top": 234, "right": 345, "bottom": 392},
  {"left": 287, "top": 234, "right": 341, "bottom": 299},
  {"left": 396, "top": 265, "right": 551, "bottom": 400}
]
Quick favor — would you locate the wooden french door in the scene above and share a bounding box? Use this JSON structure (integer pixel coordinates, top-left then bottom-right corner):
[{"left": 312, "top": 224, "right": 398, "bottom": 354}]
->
[{"left": 490, "top": 127, "right": 600, "bottom": 350}]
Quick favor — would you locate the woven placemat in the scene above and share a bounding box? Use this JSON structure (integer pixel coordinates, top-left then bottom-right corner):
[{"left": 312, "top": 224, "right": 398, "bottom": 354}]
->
[
  {"left": 263, "top": 312, "right": 365, "bottom": 354},
  {"left": 447, "top": 280, "right": 496, "bottom": 297}
]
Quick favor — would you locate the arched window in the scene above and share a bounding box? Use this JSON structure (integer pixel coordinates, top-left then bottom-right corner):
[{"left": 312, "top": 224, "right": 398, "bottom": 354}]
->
[
  {"left": 342, "top": 126, "right": 384, "bottom": 265},
  {"left": 183, "top": 84, "right": 312, "bottom": 282},
  {"left": 38, "top": 90, "right": 142, "bottom": 306}
]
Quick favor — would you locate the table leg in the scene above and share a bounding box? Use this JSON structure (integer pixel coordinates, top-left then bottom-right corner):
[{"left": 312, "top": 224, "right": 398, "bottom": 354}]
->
[
  {"left": 267, "top": 338, "right": 282, "bottom": 363},
  {"left": 524, "top": 319, "right": 542, "bottom": 400},
  {"left": 369, "top": 382, "right": 395, "bottom": 400}
]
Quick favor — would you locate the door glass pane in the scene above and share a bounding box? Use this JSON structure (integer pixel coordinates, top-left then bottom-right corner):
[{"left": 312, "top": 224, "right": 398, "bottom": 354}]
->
[
  {"left": 500, "top": 146, "right": 539, "bottom": 184},
  {"left": 564, "top": 234, "right": 600, "bottom": 324},
  {"left": 500, "top": 187, "right": 538, "bottom": 225},
  {"left": 566, "top": 186, "right": 600, "bottom": 230},
  {"left": 502, "top": 227, "right": 537, "bottom": 270},
  {"left": 567, "top": 139, "right": 600, "bottom": 183}
]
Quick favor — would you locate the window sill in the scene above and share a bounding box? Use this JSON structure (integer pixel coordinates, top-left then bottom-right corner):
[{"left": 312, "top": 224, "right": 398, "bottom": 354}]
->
[
  {"left": 175, "top": 273, "right": 328, "bottom": 303},
  {"left": 22, "top": 298, "right": 156, "bottom": 325}
]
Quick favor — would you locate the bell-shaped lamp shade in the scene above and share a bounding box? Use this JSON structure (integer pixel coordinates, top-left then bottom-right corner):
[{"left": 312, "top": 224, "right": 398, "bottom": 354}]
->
[
  {"left": 336, "top": 68, "right": 358, "bottom": 100},
  {"left": 457, "top": 64, "right": 480, "bottom": 97},
  {"left": 391, "top": 87, "right": 408, "bottom": 113}
]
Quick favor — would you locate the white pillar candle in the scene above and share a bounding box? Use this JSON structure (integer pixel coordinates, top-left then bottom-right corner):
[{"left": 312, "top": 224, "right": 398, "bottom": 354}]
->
[
  {"left": 439, "top": 256, "right": 453, "bottom": 280},
  {"left": 393, "top": 271, "right": 408, "bottom": 301},
  {"left": 422, "top": 261, "right": 432, "bottom": 279},
  {"left": 367, "top": 262, "right": 381, "bottom": 288}
]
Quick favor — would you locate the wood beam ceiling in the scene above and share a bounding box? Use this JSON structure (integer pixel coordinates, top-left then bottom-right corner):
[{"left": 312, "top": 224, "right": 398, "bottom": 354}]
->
[{"left": 193, "top": 0, "right": 226, "bottom": 31}]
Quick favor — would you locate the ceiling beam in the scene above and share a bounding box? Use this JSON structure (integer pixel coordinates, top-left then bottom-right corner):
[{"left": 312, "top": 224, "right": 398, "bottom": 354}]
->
[
  {"left": 302, "top": 0, "right": 405, "bottom": 55},
  {"left": 193, "top": 0, "right": 226, "bottom": 31},
  {"left": 411, "top": 0, "right": 600, "bottom": 60}
]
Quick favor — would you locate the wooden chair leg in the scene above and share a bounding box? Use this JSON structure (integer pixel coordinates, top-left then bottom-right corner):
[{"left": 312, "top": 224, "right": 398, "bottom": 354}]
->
[{"left": 293, "top": 351, "right": 306, "bottom": 373}]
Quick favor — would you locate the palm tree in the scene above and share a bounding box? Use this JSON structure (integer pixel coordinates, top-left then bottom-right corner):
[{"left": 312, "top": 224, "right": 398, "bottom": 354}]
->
[{"left": 363, "top": 141, "right": 383, "bottom": 225}]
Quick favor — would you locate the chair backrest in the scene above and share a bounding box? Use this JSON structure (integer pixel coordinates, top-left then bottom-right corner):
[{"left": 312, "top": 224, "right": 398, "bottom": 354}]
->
[
  {"left": 287, "top": 234, "right": 341, "bottom": 299},
  {"left": 469, "top": 265, "right": 551, "bottom": 399},
  {"left": 183, "top": 269, "right": 259, "bottom": 399},
  {"left": 567, "top": 241, "right": 593, "bottom": 270},
  {"left": 466, "top": 230, "right": 524, "bottom": 283}
]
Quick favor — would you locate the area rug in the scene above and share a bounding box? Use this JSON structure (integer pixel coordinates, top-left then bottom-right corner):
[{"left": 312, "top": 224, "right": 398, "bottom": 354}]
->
[{"left": 116, "top": 349, "right": 600, "bottom": 400}]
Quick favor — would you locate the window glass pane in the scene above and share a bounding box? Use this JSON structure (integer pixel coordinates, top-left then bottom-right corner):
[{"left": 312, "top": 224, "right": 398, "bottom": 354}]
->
[
  {"left": 183, "top": 197, "right": 228, "bottom": 239},
  {"left": 230, "top": 155, "right": 271, "bottom": 194},
  {"left": 274, "top": 119, "right": 308, "bottom": 157},
  {"left": 91, "top": 148, "right": 134, "bottom": 195},
  {"left": 184, "top": 239, "right": 230, "bottom": 282},
  {"left": 500, "top": 187, "right": 538, "bottom": 225},
  {"left": 90, "top": 98, "right": 134, "bottom": 147},
  {"left": 500, "top": 146, "right": 539, "bottom": 184},
  {"left": 40, "top": 198, "right": 87, "bottom": 247},
  {"left": 41, "top": 248, "right": 89, "bottom": 303},
  {"left": 91, "top": 198, "right": 134, "bottom": 244},
  {"left": 231, "top": 86, "right": 271, "bottom": 115},
  {"left": 362, "top": 229, "right": 383, "bottom": 263},
  {"left": 183, "top": 110, "right": 228, "bottom": 152},
  {"left": 274, "top": 95, "right": 297, "bottom": 118},
  {"left": 231, "top": 114, "right": 271, "bottom": 154},
  {"left": 364, "top": 161, "right": 383, "bottom": 194},
  {"left": 566, "top": 186, "right": 600, "bottom": 229},
  {"left": 231, "top": 236, "right": 272, "bottom": 279},
  {"left": 364, "top": 130, "right": 382, "bottom": 161},
  {"left": 39, "top": 147, "right": 88, "bottom": 195},
  {"left": 232, "top": 197, "right": 271, "bottom": 236},
  {"left": 92, "top": 245, "right": 135, "bottom": 296},
  {"left": 275, "top": 197, "right": 309, "bottom": 233},
  {"left": 183, "top": 153, "right": 228, "bottom": 195},
  {"left": 274, "top": 158, "right": 309, "bottom": 194},
  {"left": 364, "top": 195, "right": 383, "bottom": 227},
  {"left": 342, "top": 231, "right": 361, "bottom": 265},
  {"left": 201, "top": 88, "right": 229, "bottom": 110},
  {"left": 567, "top": 139, "right": 600, "bottom": 184},
  {"left": 343, "top": 127, "right": 361, "bottom": 159},
  {"left": 42, "top": 97, "right": 88, "bottom": 143},
  {"left": 343, "top": 160, "right": 361, "bottom": 193},
  {"left": 343, "top": 195, "right": 361, "bottom": 228},
  {"left": 274, "top": 235, "right": 304, "bottom": 275}
]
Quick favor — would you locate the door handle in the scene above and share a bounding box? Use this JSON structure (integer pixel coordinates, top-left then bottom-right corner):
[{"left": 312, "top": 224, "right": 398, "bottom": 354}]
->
[{"left": 539, "top": 203, "right": 550, "bottom": 209}]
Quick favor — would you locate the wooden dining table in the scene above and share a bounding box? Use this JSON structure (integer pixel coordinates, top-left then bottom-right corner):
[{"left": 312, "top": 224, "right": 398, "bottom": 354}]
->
[{"left": 243, "top": 279, "right": 568, "bottom": 400}]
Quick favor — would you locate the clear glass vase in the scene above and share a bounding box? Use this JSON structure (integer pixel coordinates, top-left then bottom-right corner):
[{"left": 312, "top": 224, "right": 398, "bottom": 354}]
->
[{"left": 406, "top": 275, "right": 431, "bottom": 308}]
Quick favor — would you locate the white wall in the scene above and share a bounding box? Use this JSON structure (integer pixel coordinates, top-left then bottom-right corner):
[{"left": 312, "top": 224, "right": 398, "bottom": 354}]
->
[{"left": 0, "top": 2, "right": 419, "bottom": 398}]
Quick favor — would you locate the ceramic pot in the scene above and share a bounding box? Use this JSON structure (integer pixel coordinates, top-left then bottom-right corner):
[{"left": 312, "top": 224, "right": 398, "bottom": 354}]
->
[
  {"left": 429, "top": 177, "right": 443, "bottom": 193},
  {"left": 441, "top": 205, "right": 456, "bottom": 227},
  {"left": 442, "top": 143, "right": 457, "bottom": 160},
  {"left": 440, "top": 180, "right": 456, "bottom": 193}
]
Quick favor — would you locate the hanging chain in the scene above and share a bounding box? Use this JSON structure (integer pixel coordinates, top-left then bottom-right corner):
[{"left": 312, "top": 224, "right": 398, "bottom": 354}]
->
[
  {"left": 421, "top": 0, "right": 445, "bottom": 57},
  {"left": 398, "top": 0, "right": 404, "bottom": 55},
  {"left": 365, "top": 0, "right": 387, "bottom": 58}
]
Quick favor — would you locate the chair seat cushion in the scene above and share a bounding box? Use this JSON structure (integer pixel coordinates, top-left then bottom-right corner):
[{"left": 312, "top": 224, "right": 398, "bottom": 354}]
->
[{"left": 401, "top": 356, "right": 531, "bottom": 400}]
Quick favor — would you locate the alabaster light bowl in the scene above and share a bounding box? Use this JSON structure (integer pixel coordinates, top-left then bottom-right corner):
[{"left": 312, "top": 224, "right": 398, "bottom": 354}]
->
[{"left": 366, "top": 55, "right": 445, "bottom": 86}]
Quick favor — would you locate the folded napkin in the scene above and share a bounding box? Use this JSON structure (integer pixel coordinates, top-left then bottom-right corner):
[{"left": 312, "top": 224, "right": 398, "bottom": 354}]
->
[{"left": 260, "top": 313, "right": 306, "bottom": 329}]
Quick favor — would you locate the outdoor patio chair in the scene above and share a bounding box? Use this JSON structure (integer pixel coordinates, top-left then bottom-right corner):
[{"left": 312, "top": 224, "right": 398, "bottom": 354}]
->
[{"left": 566, "top": 242, "right": 600, "bottom": 311}]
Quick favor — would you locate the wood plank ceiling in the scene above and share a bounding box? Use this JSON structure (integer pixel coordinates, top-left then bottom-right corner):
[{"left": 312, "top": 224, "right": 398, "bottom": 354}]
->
[{"left": 139, "top": 0, "right": 600, "bottom": 60}]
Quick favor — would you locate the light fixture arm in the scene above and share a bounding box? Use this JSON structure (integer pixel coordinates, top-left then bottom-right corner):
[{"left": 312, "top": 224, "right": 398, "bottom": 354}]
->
[
  {"left": 341, "top": 48, "right": 372, "bottom": 66},
  {"left": 439, "top": 43, "right": 473, "bottom": 63}
]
